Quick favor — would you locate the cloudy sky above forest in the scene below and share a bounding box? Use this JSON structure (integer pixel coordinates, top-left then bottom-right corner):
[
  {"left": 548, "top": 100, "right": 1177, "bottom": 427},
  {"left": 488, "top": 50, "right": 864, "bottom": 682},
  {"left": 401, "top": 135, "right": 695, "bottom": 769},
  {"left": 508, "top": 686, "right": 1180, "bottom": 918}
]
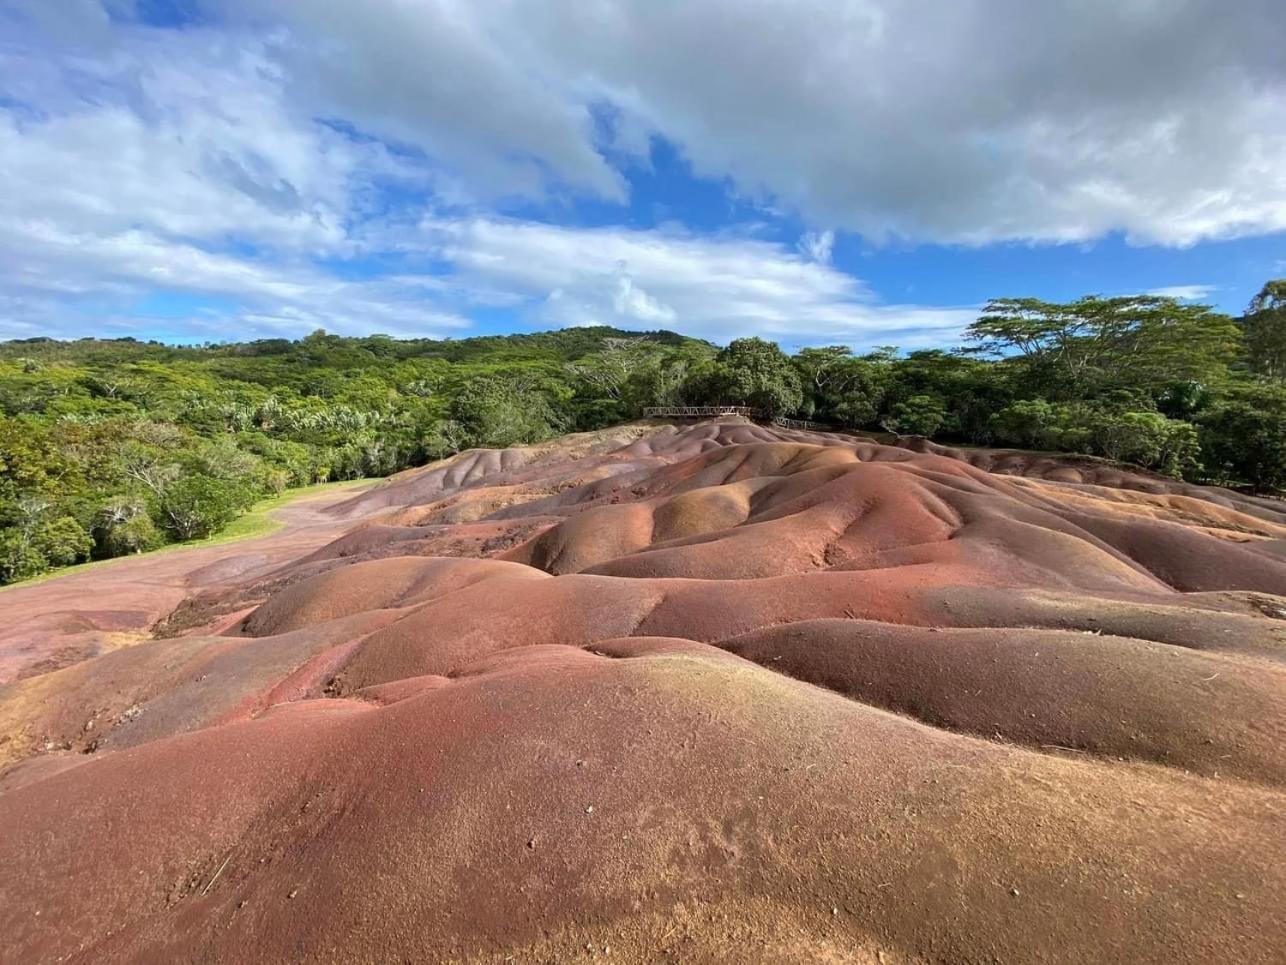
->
[{"left": 2, "top": 0, "right": 1284, "bottom": 348}]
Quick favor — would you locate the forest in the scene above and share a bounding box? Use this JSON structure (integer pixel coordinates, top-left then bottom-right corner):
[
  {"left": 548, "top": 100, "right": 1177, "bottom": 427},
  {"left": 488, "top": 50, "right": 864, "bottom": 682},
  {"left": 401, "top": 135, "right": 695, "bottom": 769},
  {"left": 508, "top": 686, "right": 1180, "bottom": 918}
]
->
[{"left": 0, "top": 281, "right": 1282, "bottom": 584}]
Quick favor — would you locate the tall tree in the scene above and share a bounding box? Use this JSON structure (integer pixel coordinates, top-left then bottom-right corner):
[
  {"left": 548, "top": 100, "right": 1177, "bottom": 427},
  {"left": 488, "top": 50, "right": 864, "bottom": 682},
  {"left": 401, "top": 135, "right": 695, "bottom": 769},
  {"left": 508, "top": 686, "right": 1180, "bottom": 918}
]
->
[
  {"left": 449, "top": 374, "right": 567, "bottom": 448},
  {"left": 1243, "top": 280, "right": 1286, "bottom": 378},
  {"left": 713, "top": 338, "right": 803, "bottom": 417},
  {"left": 566, "top": 337, "right": 662, "bottom": 401},
  {"left": 793, "top": 346, "right": 891, "bottom": 426},
  {"left": 967, "top": 295, "right": 1241, "bottom": 398}
]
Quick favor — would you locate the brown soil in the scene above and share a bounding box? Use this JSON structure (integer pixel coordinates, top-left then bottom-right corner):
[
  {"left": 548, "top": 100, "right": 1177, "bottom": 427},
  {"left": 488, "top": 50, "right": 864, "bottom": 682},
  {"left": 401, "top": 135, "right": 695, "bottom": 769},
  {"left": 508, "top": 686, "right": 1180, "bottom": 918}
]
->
[
  {"left": 0, "top": 484, "right": 380, "bottom": 684},
  {"left": 1, "top": 418, "right": 1284, "bottom": 963}
]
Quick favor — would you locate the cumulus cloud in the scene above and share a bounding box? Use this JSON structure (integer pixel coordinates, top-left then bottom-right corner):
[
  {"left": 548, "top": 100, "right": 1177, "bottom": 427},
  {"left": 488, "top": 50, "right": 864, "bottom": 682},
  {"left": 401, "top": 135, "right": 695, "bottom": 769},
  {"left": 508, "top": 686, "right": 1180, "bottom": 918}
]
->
[
  {"left": 220, "top": 0, "right": 626, "bottom": 205},
  {"left": 208, "top": 0, "right": 1286, "bottom": 246},
  {"left": 415, "top": 217, "right": 975, "bottom": 347},
  {"left": 0, "top": 216, "right": 473, "bottom": 341},
  {"left": 0, "top": 26, "right": 372, "bottom": 252},
  {"left": 0, "top": 211, "right": 974, "bottom": 346},
  {"left": 2, "top": 1, "right": 1282, "bottom": 345},
  {"left": 0, "top": 10, "right": 465, "bottom": 340}
]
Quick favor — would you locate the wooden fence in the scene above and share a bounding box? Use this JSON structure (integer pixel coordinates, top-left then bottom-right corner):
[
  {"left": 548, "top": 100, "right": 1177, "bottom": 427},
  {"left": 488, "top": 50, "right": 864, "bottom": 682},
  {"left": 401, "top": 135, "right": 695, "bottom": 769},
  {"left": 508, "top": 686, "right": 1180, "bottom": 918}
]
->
[
  {"left": 641, "top": 406, "right": 838, "bottom": 434},
  {"left": 770, "top": 416, "right": 836, "bottom": 432},
  {"left": 642, "top": 406, "right": 761, "bottom": 418}
]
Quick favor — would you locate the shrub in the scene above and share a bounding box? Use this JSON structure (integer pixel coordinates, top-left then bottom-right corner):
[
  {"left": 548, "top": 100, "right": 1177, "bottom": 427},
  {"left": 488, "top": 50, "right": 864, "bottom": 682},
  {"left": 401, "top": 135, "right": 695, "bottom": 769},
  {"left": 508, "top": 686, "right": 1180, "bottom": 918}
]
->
[
  {"left": 1087, "top": 410, "right": 1199, "bottom": 477},
  {"left": 161, "top": 475, "right": 256, "bottom": 540},
  {"left": 991, "top": 399, "right": 1058, "bottom": 449},
  {"left": 0, "top": 515, "right": 93, "bottom": 581},
  {"left": 106, "top": 512, "right": 162, "bottom": 555},
  {"left": 884, "top": 394, "right": 947, "bottom": 437},
  {"left": 1197, "top": 385, "right": 1286, "bottom": 492}
]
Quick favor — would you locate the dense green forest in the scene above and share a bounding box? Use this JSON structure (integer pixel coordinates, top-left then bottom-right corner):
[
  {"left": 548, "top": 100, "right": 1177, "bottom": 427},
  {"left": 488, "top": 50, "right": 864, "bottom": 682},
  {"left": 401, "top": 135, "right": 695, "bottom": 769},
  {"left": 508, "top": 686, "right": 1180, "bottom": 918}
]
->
[{"left": 1, "top": 281, "right": 1283, "bottom": 584}]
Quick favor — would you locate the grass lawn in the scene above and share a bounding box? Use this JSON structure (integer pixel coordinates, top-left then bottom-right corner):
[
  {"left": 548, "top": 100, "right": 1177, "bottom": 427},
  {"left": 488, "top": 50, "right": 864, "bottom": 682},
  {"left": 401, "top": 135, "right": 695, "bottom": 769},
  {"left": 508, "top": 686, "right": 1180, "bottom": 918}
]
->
[{"left": 2, "top": 478, "right": 378, "bottom": 591}]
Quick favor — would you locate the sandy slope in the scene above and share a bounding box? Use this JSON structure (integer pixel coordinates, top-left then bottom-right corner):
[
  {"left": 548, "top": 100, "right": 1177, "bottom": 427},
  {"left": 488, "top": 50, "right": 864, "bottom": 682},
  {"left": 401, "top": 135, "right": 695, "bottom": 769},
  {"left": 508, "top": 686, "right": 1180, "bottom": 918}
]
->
[
  {"left": 1, "top": 419, "right": 1284, "bottom": 963},
  {"left": 0, "top": 482, "right": 379, "bottom": 685}
]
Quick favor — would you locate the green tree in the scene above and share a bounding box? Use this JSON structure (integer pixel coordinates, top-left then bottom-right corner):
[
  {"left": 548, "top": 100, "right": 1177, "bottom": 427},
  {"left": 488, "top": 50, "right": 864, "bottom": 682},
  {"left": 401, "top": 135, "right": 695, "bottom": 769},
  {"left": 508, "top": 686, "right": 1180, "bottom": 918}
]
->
[
  {"left": 450, "top": 374, "right": 566, "bottom": 448},
  {"left": 567, "top": 337, "right": 662, "bottom": 402},
  {"left": 712, "top": 338, "right": 803, "bottom": 417},
  {"left": 161, "top": 476, "right": 256, "bottom": 540},
  {"left": 1243, "top": 280, "right": 1286, "bottom": 378},
  {"left": 97, "top": 498, "right": 162, "bottom": 555},
  {"left": 793, "top": 346, "right": 890, "bottom": 426},
  {"left": 991, "top": 399, "right": 1059, "bottom": 449},
  {"left": 883, "top": 350, "right": 1008, "bottom": 442},
  {"left": 632, "top": 342, "right": 719, "bottom": 409},
  {"left": 883, "top": 395, "right": 947, "bottom": 437},
  {"left": 0, "top": 501, "right": 93, "bottom": 581},
  {"left": 967, "top": 295, "right": 1241, "bottom": 398},
  {"left": 793, "top": 346, "right": 856, "bottom": 397},
  {"left": 1197, "top": 383, "right": 1286, "bottom": 492},
  {"left": 422, "top": 420, "right": 469, "bottom": 460},
  {"left": 1086, "top": 411, "right": 1199, "bottom": 477},
  {"left": 2, "top": 312, "right": 1276, "bottom": 581}
]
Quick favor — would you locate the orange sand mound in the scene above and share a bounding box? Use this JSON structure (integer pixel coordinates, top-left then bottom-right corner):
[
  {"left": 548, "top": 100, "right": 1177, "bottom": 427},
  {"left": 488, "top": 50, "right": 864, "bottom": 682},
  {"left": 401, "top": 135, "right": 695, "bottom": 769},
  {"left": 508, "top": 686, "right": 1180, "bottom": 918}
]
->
[{"left": 2, "top": 418, "right": 1285, "bottom": 963}]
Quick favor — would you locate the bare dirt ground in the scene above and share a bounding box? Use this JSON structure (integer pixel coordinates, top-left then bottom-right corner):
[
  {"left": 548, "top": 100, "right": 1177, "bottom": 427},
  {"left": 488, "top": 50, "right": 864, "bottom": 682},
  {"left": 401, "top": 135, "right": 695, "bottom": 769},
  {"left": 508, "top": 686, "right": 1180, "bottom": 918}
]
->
[
  {"left": 1, "top": 419, "right": 1284, "bottom": 963},
  {"left": 0, "top": 481, "right": 378, "bottom": 684}
]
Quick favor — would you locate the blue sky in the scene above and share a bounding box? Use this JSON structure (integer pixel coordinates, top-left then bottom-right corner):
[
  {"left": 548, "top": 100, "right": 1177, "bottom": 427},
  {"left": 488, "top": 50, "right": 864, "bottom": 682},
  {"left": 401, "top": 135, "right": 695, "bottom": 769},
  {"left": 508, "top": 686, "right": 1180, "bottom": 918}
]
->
[{"left": 1, "top": 0, "right": 1283, "bottom": 350}]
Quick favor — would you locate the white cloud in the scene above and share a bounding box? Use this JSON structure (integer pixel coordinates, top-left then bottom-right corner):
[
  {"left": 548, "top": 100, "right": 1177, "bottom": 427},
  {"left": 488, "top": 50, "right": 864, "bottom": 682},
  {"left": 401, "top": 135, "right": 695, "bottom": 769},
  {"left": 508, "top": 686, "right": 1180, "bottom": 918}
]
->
[
  {"left": 0, "top": 28, "right": 375, "bottom": 253},
  {"left": 798, "top": 230, "right": 835, "bottom": 265},
  {"left": 1146, "top": 285, "right": 1217, "bottom": 301},
  {"left": 0, "top": 11, "right": 471, "bottom": 340},
  {"left": 2, "top": 1, "right": 1283, "bottom": 347},
  {"left": 0, "top": 216, "right": 472, "bottom": 341},
  {"left": 220, "top": 0, "right": 626, "bottom": 205},
  {"left": 415, "top": 217, "right": 975, "bottom": 347},
  {"left": 207, "top": 0, "right": 1286, "bottom": 246}
]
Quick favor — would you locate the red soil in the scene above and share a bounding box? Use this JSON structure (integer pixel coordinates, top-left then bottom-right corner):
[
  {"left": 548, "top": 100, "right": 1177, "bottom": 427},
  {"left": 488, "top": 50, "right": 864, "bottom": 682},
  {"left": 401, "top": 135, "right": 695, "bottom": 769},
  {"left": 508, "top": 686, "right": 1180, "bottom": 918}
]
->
[
  {"left": 0, "top": 483, "right": 381, "bottom": 685},
  {"left": 2, "top": 418, "right": 1285, "bottom": 963}
]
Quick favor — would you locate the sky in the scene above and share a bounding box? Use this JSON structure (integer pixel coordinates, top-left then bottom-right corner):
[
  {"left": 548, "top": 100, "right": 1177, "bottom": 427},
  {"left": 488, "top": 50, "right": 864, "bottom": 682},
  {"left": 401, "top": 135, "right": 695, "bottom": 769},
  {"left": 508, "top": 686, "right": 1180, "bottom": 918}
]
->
[{"left": 1, "top": 0, "right": 1284, "bottom": 352}]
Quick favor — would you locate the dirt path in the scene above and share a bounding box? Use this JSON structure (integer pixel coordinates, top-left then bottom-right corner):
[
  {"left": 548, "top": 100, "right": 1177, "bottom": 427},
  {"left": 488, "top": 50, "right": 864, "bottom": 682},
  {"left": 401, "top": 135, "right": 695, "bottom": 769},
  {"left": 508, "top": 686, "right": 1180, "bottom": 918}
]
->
[{"left": 0, "top": 481, "right": 378, "bottom": 684}]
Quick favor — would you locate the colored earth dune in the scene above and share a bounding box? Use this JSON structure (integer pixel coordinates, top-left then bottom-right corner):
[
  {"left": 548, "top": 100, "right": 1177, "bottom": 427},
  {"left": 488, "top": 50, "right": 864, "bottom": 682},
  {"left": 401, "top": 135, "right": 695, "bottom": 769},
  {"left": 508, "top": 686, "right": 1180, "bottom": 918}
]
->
[{"left": 2, "top": 418, "right": 1285, "bottom": 963}]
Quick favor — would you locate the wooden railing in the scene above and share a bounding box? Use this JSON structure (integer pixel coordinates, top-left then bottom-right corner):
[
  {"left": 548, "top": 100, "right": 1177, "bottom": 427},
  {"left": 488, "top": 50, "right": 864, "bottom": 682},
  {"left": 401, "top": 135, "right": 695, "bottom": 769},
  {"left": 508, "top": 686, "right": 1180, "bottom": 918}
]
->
[
  {"left": 642, "top": 406, "right": 762, "bottom": 418},
  {"left": 770, "top": 416, "right": 835, "bottom": 432},
  {"left": 641, "top": 406, "right": 838, "bottom": 434}
]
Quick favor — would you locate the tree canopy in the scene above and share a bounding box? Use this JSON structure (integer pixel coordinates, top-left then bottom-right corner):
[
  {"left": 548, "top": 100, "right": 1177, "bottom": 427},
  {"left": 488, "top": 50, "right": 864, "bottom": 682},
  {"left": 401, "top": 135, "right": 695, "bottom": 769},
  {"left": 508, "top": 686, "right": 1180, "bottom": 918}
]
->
[
  {"left": 1244, "top": 280, "right": 1286, "bottom": 379},
  {"left": 966, "top": 295, "right": 1242, "bottom": 398}
]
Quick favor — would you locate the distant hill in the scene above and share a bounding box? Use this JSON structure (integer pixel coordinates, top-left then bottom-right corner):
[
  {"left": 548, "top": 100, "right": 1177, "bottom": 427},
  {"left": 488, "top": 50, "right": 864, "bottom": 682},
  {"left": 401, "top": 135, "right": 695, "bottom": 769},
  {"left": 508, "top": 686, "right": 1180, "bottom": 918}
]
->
[{"left": 0, "top": 325, "right": 712, "bottom": 365}]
